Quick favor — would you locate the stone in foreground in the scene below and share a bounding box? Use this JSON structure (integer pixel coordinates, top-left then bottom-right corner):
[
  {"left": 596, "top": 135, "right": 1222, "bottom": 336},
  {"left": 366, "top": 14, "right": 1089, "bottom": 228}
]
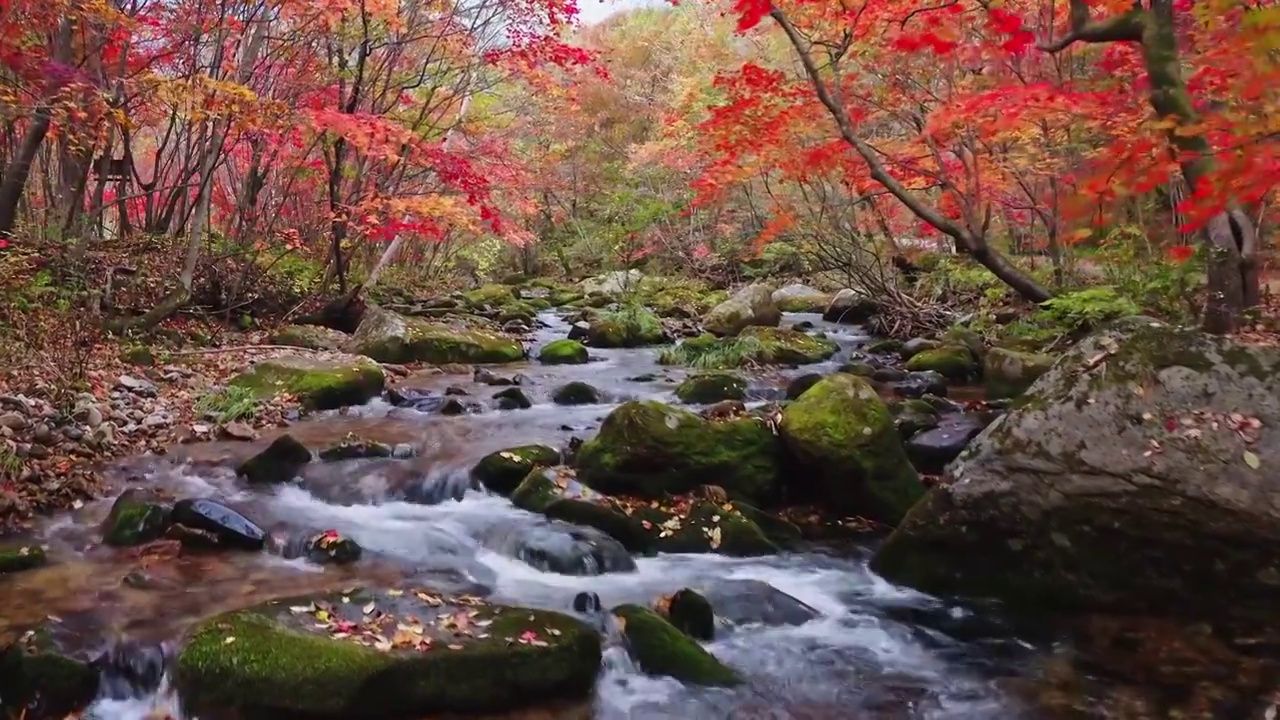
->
[
  {"left": 229, "top": 353, "right": 385, "bottom": 410},
  {"left": 612, "top": 604, "right": 739, "bottom": 686},
  {"left": 872, "top": 318, "right": 1280, "bottom": 624},
  {"left": 176, "top": 589, "right": 601, "bottom": 718}
]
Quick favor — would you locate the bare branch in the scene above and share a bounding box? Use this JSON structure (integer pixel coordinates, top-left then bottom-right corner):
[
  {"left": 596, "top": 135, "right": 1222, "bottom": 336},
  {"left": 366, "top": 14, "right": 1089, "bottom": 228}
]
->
[{"left": 1038, "top": 0, "right": 1145, "bottom": 53}]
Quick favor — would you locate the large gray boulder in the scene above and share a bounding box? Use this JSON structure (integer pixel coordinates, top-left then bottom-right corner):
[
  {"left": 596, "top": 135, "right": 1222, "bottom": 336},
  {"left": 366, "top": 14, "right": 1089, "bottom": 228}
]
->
[
  {"left": 702, "top": 284, "right": 781, "bottom": 337},
  {"left": 823, "top": 288, "right": 879, "bottom": 324},
  {"left": 871, "top": 317, "right": 1280, "bottom": 623}
]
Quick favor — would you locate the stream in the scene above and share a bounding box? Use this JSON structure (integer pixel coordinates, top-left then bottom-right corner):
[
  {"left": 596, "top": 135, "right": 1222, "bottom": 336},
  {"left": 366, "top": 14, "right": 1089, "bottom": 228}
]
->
[{"left": 6, "top": 311, "right": 1068, "bottom": 719}]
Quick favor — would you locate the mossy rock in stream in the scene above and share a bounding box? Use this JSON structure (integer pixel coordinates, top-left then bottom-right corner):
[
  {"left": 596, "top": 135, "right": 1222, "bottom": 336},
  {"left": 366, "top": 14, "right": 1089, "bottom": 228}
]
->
[
  {"left": 660, "top": 327, "right": 838, "bottom": 369},
  {"left": 101, "top": 487, "right": 172, "bottom": 547},
  {"left": 511, "top": 466, "right": 654, "bottom": 554},
  {"left": 0, "top": 621, "right": 99, "bottom": 719},
  {"left": 585, "top": 306, "right": 666, "bottom": 348},
  {"left": 538, "top": 339, "right": 589, "bottom": 365},
  {"left": 574, "top": 400, "right": 781, "bottom": 505},
  {"left": 175, "top": 588, "right": 601, "bottom": 718},
  {"left": 229, "top": 353, "right": 385, "bottom": 410},
  {"left": 904, "top": 345, "right": 979, "bottom": 383},
  {"left": 470, "top": 444, "right": 563, "bottom": 496},
  {"left": 662, "top": 588, "right": 716, "bottom": 641},
  {"left": 0, "top": 542, "right": 46, "bottom": 574},
  {"left": 779, "top": 374, "right": 925, "bottom": 524},
  {"left": 611, "top": 604, "right": 739, "bottom": 686},
  {"left": 552, "top": 381, "right": 602, "bottom": 405},
  {"left": 674, "top": 372, "right": 747, "bottom": 404},
  {"left": 461, "top": 284, "right": 518, "bottom": 308},
  {"left": 352, "top": 306, "right": 524, "bottom": 365},
  {"left": 268, "top": 324, "right": 351, "bottom": 351}
]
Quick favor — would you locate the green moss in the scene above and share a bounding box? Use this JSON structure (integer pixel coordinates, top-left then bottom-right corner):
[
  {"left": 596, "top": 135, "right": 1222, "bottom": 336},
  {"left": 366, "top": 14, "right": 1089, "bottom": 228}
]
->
[
  {"left": 548, "top": 290, "right": 584, "bottom": 307},
  {"left": 779, "top": 374, "right": 925, "bottom": 524},
  {"left": 776, "top": 294, "right": 830, "bottom": 313},
  {"left": 674, "top": 372, "right": 747, "bottom": 404},
  {"left": 0, "top": 626, "right": 98, "bottom": 718},
  {"left": 739, "top": 326, "right": 839, "bottom": 364},
  {"left": 575, "top": 401, "right": 781, "bottom": 505},
  {"left": 511, "top": 467, "right": 654, "bottom": 553},
  {"left": 612, "top": 605, "right": 739, "bottom": 686},
  {"left": 103, "top": 491, "right": 171, "bottom": 547},
  {"left": 229, "top": 356, "right": 385, "bottom": 411},
  {"left": 0, "top": 542, "right": 46, "bottom": 574},
  {"left": 471, "top": 445, "right": 562, "bottom": 496},
  {"left": 657, "top": 328, "right": 836, "bottom": 369},
  {"left": 904, "top": 345, "right": 979, "bottom": 382},
  {"left": 176, "top": 592, "right": 601, "bottom": 717},
  {"left": 866, "top": 339, "right": 903, "bottom": 354},
  {"left": 496, "top": 302, "right": 537, "bottom": 325},
  {"left": 538, "top": 339, "right": 589, "bottom": 365},
  {"left": 462, "top": 284, "right": 518, "bottom": 308},
  {"left": 354, "top": 308, "right": 524, "bottom": 365},
  {"left": 586, "top": 305, "right": 665, "bottom": 348}
]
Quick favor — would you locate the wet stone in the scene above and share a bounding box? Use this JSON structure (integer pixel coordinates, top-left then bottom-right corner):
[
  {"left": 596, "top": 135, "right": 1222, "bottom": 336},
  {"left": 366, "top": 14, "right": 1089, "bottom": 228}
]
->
[
  {"left": 169, "top": 498, "right": 267, "bottom": 551},
  {"left": 904, "top": 413, "right": 988, "bottom": 475},
  {"left": 236, "top": 433, "right": 312, "bottom": 484},
  {"left": 102, "top": 487, "right": 171, "bottom": 547},
  {"left": 318, "top": 434, "right": 395, "bottom": 462},
  {"left": 92, "top": 641, "right": 170, "bottom": 700},
  {"left": 493, "top": 387, "right": 532, "bottom": 410}
]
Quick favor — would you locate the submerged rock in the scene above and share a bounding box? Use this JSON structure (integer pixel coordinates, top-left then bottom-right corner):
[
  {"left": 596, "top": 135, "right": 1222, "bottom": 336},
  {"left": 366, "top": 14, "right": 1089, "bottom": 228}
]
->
[
  {"left": 493, "top": 387, "right": 532, "bottom": 410},
  {"left": 93, "top": 641, "right": 170, "bottom": 701},
  {"left": 779, "top": 374, "right": 925, "bottom": 524},
  {"left": 872, "top": 317, "right": 1280, "bottom": 623},
  {"left": 229, "top": 353, "right": 386, "bottom": 410},
  {"left": 470, "top": 445, "right": 563, "bottom": 496},
  {"left": 236, "top": 434, "right": 312, "bottom": 484},
  {"left": 175, "top": 589, "right": 601, "bottom": 717},
  {"left": 353, "top": 306, "right": 524, "bottom": 365},
  {"left": 702, "top": 283, "right": 781, "bottom": 337},
  {"left": 269, "top": 529, "right": 363, "bottom": 565},
  {"left": 611, "top": 604, "right": 739, "bottom": 686},
  {"left": 575, "top": 400, "right": 781, "bottom": 505},
  {"left": 102, "top": 487, "right": 171, "bottom": 547},
  {"left": 552, "top": 381, "right": 602, "bottom": 406},
  {"left": 699, "top": 579, "right": 820, "bottom": 628},
  {"left": 480, "top": 520, "right": 636, "bottom": 576}
]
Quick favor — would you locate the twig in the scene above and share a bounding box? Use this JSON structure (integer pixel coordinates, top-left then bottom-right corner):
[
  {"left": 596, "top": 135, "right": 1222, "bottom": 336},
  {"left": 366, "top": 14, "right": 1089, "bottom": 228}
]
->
[{"left": 168, "top": 344, "right": 315, "bottom": 356}]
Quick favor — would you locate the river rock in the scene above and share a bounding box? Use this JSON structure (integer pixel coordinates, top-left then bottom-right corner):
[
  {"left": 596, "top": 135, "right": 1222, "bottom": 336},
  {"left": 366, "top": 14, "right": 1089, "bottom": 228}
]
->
[
  {"left": 891, "top": 370, "right": 949, "bottom": 399},
  {"left": 0, "top": 618, "right": 99, "bottom": 717},
  {"left": 102, "top": 487, "right": 172, "bottom": 547},
  {"left": 871, "top": 317, "right": 1280, "bottom": 623},
  {"left": 269, "top": 324, "right": 351, "bottom": 351},
  {"left": 661, "top": 588, "right": 715, "bottom": 641},
  {"left": 229, "top": 353, "right": 385, "bottom": 410},
  {"left": 575, "top": 400, "right": 781, "bottom": 505},
  {"left": 892, "top": 399, "right": 940, "bottom": 439},
  {"left": 0, "top": 411, "right": 28, "bottom": 430},
  {"left": 270, "top": 529, "right": 363, "bottom": 565},
  {"left": 175, "top": 589, "right": 601, "bottom": 717},
  {"left": 352, "top": 305, "right": 524, "bottom": 364},
  {"left": 983, "top": 347, "right": 1056, "bottom": 399},
  {"left": 823, "top": 288, "right": 879, "bottom": 324},
  {"left": 699, "top": 578, "right": 820, "bottom": 628},
  {"left": 567, "top": 321, "right": 590, "bottom": 341},
  {"left": 0, "top": 542, "right": 46, "bottom": 574},
  {"left": 552, "top": 381, "right": 601, "bottom": 406},
  {"left": 471, "top": 444, "right": 562, "bottom": 496},
  {"left": 905, "top": 345, "right": 979, "bottom": 382},
  {"left": 318, "top": 434, "right": 395, "bottom": 462},
  {"left": 779, "top": 374, "right": 925, "bottom": 524},
  {"left": 611, "top": 604, "right": 740, "bottom": 686},
  {"left": 772, "top": 283, "right": 830, "bottom": 313},
  {"left": 538, "top": 339, "right": 589, "bottom": 365},
  {"left": 784, "top": 373, "right": 824, "bottom": 400},
  {"left": 93, "top": 641, "right": 170, "bottom": 700},
  {"left": 493, "top": 387, "right": 532, "bottom": 410},
  {"left": 236, "top": 434, "right": 312, "bottom": 484},
  {"left": 903, "top": 413, "right": 988, "bottom": 474},
  {"left": 899, "top": 337, "right": 941, "bottom": 359},
  {"left": 116, "top": 374, "right": 158, "bottom": 397},
  {"left": 169, "top": 498, "right": 267, "bottom": 551},
  {"left": 702, "top": 283, "right": 781, "bottom": 337},
  {"left": 579, "top": 269, "right": 643, "bottom": 296},
  {"left": 674, "top": 372, "right": 746, "bottom": 404}
]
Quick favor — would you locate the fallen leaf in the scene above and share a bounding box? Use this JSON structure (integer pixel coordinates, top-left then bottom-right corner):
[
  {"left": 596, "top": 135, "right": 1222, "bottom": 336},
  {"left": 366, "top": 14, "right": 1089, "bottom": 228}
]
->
[
  {"left": 1244, "top": 450, "right": 1261, "bottom": 470},
  {"left": 223, "top": 636, "right": 236, "bottom": 645}
]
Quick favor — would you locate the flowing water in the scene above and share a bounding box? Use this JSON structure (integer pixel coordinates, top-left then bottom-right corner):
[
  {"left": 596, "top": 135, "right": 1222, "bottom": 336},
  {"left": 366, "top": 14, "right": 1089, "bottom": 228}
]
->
[{"left": 5, "top": 312, "right": 1075, "bottom": 719}]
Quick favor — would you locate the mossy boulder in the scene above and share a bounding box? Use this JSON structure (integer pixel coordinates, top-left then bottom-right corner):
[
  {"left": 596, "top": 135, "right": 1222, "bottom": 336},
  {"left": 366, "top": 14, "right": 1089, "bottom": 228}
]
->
[
  {"left": 102, "top": 488, "right": 171, "bottom": 547},
  {"left": 461, "top": 284, "right": 518, "bottom": 308},
  {"left": 772, "top": 284, "right": 831, "bottom": 313},
  {"left": 611, "top": 605, "right": 739, "bottom": 686},
  {"left": 779, "top": 374, "right": 925, "bottom": 524},
  {"left": 586, "top": 306, "right": 666, "bottom": 348},
  {"left": 317, "top": 434, "right": 395, "bottom": 462},
  {"left": 353, "top": 306, "right": 524, "bottom": 365},
  {"left": 739, "top": 326, "right": 839, "bottom": 365},
  {"left": 0, "top": 621, "right": 99, "bottom": 718},
  {"left": 552, "top": 381, "right": 602, "bottom": 405},
  {"left": 870, "top": 317, "right": 1280, "bottom": 624},
  {"left": 662, "top": 588, "right": 716, "bottom": 641},
  {"left": 575, "top": 400, "right": 781, "bottom": 505},
  {"left": 511, "top": 466, "right": 654, "bottom": 553},
  {"left": 674, "top": 372, "right": 746, "bottom": 404},
  {"left": 269, "top": 324, "right": 351, "bottom": 351},
  {"left": 229, "top": 354, "right": 385, "bottom": 411},
  {"left": 983, "top": 347, "right": 1056, "bottom": 399},
  {"left": 175, "top": 589, "right": 601, "bottom": 718},
  {"left": 0, "top": 542, "right": 46, "bottom": 574},
  {"left": 904, "top": 345, "right": 979, "bottom": 383},
  {"left": 538, "top": 339, "right": 589, "bottom": 365},
  {"left": 702, "top": 283, "right": 781, "bottom": 337},
  {"left": 471, "top": 445, "right": 562, "bottom": 496}
]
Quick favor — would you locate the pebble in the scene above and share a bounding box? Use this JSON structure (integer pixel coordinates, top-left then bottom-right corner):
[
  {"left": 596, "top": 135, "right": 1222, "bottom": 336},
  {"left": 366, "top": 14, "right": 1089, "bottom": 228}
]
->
[
  {"left": 33, "top": 424, "right": 53, "bottom": 445},
  {"left": 221, "top": 422, "right": 257, "bottom": 441},
  {"left": 0, "top": 412, "right": 27, "bottom": 430},
  {"left": 63, "top": 427, "right": 85, "bottom": 441},
  {"left": 86, "top": 407, "right": 104, "bottom": 428}
]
